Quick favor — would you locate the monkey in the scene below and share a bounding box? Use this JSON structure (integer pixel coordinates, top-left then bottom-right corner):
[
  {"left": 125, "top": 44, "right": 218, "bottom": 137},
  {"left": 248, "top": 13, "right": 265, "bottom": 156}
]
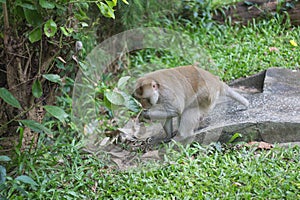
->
[{"left": 134, "top": 64, "right": 249, "bottom": 143}]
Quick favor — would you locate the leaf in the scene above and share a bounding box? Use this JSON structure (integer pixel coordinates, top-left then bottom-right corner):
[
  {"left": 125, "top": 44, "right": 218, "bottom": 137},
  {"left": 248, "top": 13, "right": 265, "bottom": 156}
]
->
[
  {"left": 23, "top": 9, "right": 42, "bottom": 26},
  {"left": 44, "top": 19, "right": 57, "bottom": 38},
  {"left": 105, "top": 90, "right": 125, "bottom": 106},
  {"left": 289, "top": 40, "right": 298, "bottom": 47},
  {"left": 121, "top": 0, "right": 129, "bottom": 4},
  {"left": 228, "top": 133, "right": 242, "bottom": 144},
  {"left": 0, "top": 156, "right": 11, "bottom": 162},
  {"left": 60, "top": 27, "right": 71, "bottom": 36},
  {"left": 19, "top": 3, "right": 36, "bottom": 10},
  {"left": 0, "top": 87, "right": 22, "bottom": 109},
  {"left": 112, "top": 0, "right": 118, "bottom": 6},
  {"left": 244, "top": 1, "right": 254, "bottom": 6},
  {"left": 19, "top": 120, "right": 51, "bottom": 134},
  {"left": 44, "top": 105, "right": 68, "bottom": 123},
  {"left": 32, "top": 80, "right": 43, "bottom": 98},
  {"left": 120, "top": 92, "right": 141, "bottom": 112},
  {"left": 117, "top": 76, "right": 130, "bottom": 90},
  {"left": 0, "top": 0, "right": 7, "bottom": 3},
  {"left": 39, "top": 0, "right": 55, "bottom": 9},
  {"left": 29, "top": 28, "right": 42, "bottom": 43},
  {"left": 106, "top": 0, "right": 117, "bottom": 8},
  {"left": 42, "top": 74, "right": 61, "bottom": 84},
  {"left": 15, "top": 175, "right": 38, "bottom": 186},
  {"left": 97, "top": 2, "right": 115, "bottom": 19},
  {"left": 0, "top": 165, "right": 6, "bottom": 184}
]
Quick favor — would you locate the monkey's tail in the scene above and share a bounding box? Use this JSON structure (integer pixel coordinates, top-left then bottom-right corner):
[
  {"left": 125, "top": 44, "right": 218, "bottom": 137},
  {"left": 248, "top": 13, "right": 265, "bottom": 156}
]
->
[{"left": 225, "top": 86, "right": 249, "bottom": 107}]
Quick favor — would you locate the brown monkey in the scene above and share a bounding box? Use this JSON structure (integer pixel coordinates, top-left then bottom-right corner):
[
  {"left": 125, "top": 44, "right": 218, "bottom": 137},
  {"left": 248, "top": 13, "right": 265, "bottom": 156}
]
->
[{"left": 134, "top": 65, "right": 249, "bottom": 143}]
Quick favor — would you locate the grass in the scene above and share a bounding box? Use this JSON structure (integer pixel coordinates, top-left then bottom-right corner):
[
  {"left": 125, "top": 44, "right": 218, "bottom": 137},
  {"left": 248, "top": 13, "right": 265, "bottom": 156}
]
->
[
  {"left": 2, "top": 1, "right": 300, "bottom": 199},
  {"left": 1, "top": 139, "right": 300, "bottom": 199},
  {"left": 129, "top": 18, "right": 300, "bottom": 81}
]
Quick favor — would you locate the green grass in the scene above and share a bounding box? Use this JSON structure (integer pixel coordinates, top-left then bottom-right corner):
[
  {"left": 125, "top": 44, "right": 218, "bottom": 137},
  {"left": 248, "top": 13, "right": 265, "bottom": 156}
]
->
[
  {"left": 1, "top": 140, "right": 299, "bottom": 199},
  {"left": 2, "top": 2, "right": 300, "bottom": 199},
  {"left": 129, "top": 17, "right": 300, "bottom": 81}
]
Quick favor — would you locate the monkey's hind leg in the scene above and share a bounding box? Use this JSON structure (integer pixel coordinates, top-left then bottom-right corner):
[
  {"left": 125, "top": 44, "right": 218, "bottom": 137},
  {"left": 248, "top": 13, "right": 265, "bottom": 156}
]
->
[{"left": 175, "top": 108, "right": 201, "bottom": 143}]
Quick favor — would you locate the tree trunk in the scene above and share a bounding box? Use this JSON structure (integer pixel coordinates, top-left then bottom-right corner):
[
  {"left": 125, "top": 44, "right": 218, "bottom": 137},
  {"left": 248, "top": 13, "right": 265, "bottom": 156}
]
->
[{"left": 213, "top": 0, "right": 300, "bottom": 26}]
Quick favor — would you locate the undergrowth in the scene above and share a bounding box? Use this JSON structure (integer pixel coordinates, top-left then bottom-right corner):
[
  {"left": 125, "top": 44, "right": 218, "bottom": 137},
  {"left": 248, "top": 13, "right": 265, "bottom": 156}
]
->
[{"left": 1, "top": 0, "right": 300, "bottom": 199}]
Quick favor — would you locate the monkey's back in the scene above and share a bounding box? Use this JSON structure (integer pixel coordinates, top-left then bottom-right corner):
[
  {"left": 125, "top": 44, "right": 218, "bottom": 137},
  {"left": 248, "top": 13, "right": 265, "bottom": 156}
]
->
[{"left": 143, "top": 65, "right": 224, "bottom": 111}]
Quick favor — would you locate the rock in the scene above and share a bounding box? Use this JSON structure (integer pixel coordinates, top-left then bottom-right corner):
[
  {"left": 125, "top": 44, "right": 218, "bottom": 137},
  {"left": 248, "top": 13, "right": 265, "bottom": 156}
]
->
[{"left": 194, "top": 67, "right": 300, "bottom": 145}]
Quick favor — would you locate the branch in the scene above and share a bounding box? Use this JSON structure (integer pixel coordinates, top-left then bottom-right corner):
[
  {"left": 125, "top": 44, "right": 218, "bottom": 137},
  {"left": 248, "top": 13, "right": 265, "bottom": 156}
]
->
[{"left": 2, "top": 2, "right": 9, "bottom": 45}]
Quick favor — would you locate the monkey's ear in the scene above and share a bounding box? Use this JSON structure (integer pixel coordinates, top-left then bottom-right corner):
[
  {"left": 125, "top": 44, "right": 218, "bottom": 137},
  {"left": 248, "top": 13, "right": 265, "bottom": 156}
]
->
[{"left": 135, "top": 86, "right": 143, "bottom": 97}]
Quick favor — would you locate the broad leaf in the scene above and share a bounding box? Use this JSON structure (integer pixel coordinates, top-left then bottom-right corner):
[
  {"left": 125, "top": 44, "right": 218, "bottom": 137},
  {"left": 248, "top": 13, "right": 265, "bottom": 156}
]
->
[
  {"left": 117, "top": 76, "right": 130, "bottom": 90},
  {"left": 44, "top": 19, "right": 57, "bottom": 38},
  {"left": 16, "top": 175, "right": 38, "bottom": 186},
  {"left": 42, "top": 74, "right": 61, "bottom": 84},
  {"left": 121, "top": 92, "right": 141, "bottom": 112},
  {"left": 0, "top": 166, "right": 6, "bottom": 184},
  {"left": 0, "top": 156, "right": 11, "bottom": 162},
  {"left": 32, "top": 80, "right": 43, "bottom": 98},
  {"left": 39, "top": 0, "right": 55, "bottom": 9},
  {"left": 105, "top": 90, "right": 125, "bottom": 106},
  {"left": 19, "top": 120, "right": 51, "bottom": 134},
  {"left": 29, "top": 28, "right": 42, "bottom": 43},
  {"left": 97, "top": 2, "right": 115, "bottom": 19},
  {"left": 0, "top": 88, "right": 22, "bottom": 109},
  {"left": 44, "top": 105, "right": 68, "bottom": 123},
  {"left": 19, "top": 3, "right": 36, "bottom": 10},
  {"left": 106, "top": 0, "right": 117, "bottom": 8},
  {"left": 23, "top": 9, "right": 42, "bottom": 26}
]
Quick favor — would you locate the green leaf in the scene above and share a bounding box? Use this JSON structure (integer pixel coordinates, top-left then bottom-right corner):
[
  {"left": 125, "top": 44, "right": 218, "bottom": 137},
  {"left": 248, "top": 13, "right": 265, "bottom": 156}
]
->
[
  {"left": 39, "top": 0, "right": 55, "bottom": 9},
  {"left": 121, "top": 92, "right": 141, "bottom": 112},
  {"left": 44, "top": 19, "right": 57, "bottom": 38},
  {"left": 0, "top": 156, "right": 11, "bottom": 162},
  {"left": 97, "top": 2, "right": 115, "bottom": 19},
  {"left": 106, "top": 0, "right": 117, "bottom": 8},
  {"left": 15, "top": 175, "right": 38, "bottom": 186},
  {"left": 117, "top": 76, "right": 130, "bottom": 90},
  {"left": 105, "top": 90, "right": 125, "bottom": 106},
  {"left": 23, "top": 9, "right": 43, "bottom": 26},
  {"left": 32, "top": 80, "right": 43, "bottom": 98},
  {"left": 244, "top": 1, "right": 255, "bottom": 6},
  {"left": 122, "top": 0, "right": 129, "bottom": 4},
  {"left": 228, "top": 133, "right": 243, "bottom": 144},
  {"left": 19, "top": 120, "right": 51, "bottom": 134},
  {"left": 0, "top": 88, "right": 22, "bottom": 109},
  {"left": 0, "top": 0, "right": 7, "bottom": 3},
  {"left": 42, "top": 74, "right": 61, "bottom": 84},
  {"left": 60, "top": 27, "right": 71, "bottom": 36},
  {"left": 44, "top": 105, "right": 68, "bottom": 123},
  {"left": 0, "top": 165, "right": 6, "bottom": 184},
  {"left": 19, "top": 3, "right": 36, "bottom": 10},
  {"left": 29, "top": 28, "right": 42, "bottom": 43}
]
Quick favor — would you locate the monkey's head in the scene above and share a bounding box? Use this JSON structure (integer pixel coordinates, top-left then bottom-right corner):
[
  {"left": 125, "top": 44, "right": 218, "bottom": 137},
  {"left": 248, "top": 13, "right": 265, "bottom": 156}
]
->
[{"left": 134, "top": 78, "right": 160, "bottom": 108}]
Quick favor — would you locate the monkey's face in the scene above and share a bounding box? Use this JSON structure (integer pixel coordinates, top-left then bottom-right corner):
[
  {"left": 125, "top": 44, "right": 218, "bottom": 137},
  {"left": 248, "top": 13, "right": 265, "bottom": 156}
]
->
[{"left": 134, "top": 79, "right": 159, "bottom": 109}]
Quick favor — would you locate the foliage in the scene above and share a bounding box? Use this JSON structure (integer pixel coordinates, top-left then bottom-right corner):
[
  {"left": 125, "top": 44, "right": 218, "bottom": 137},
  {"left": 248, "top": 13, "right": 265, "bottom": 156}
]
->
[
  {"left": 0, "top": 0, "right": 128, "bottom": 137},
  {"left": 0, "top": 142, "right": 299, "bottom": 198},
  {"left": 1, "top": 0, "right": 300, "bottom": 198},
  {"left": 5, "top": 0, "right": 125, "bottom": 43}
]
